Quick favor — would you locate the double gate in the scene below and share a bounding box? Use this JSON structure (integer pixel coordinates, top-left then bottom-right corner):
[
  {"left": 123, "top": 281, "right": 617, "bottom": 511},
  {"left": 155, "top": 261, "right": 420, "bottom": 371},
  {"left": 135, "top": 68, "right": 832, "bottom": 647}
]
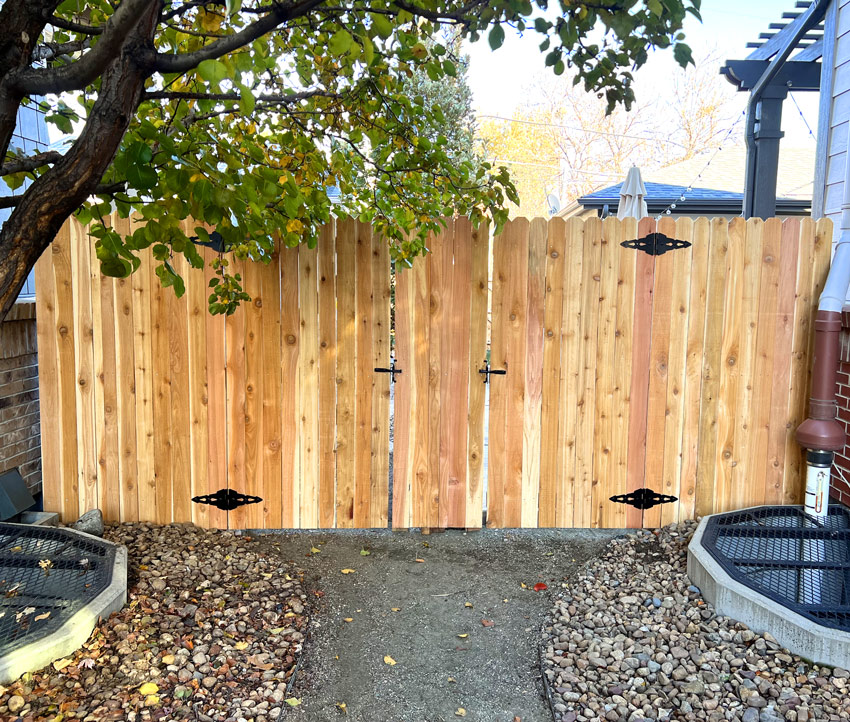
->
[{"left": 37, "top": 214, "right": 831, "bottom": 529}]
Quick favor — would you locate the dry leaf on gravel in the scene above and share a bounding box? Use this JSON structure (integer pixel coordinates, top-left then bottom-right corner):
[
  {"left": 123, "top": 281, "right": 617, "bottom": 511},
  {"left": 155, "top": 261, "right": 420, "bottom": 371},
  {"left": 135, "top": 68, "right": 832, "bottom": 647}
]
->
[
  {"left": 138, "top": 682, "right": 158, "bottom": 696},
  {"left": 344, "top": 617, "right": 354, "bottom": 622},
  {"left": 234, "top": 641, "right": 249, "bottom": 650},
  {"left": 533, "top": 582, "right": 548, "bottom": 592},
  {"left": 52, "top": 658, "right": 73, "bottom": 672},
  {"left": 383, "top": 655, "right": 396, "bottom": 666},
  {"left": 481, "top": 619, "right": 494, "bottom": 627},
  {"left": 340, "top": 569, "right": 356, "bottom": 574},
  {"left": 285, "top": 698, "right": 301, "bottom": 706},
  {"left": 360, "top": 549, "right": 371, "bottom": 556},
  {"left": 456, "top": 708, "right": 466, "bottom": 717},
  {"left": 457, "top": 634, "right": 468, "bottom": 639},
  {"left": 391, "top": 607, "right": 400, "bottom": 612},
  {"left": 414, "top": 558, "right": 425, "bottom": 563},
  {"left": 464, "top": 602, "right": 473, "bottom": 608}
]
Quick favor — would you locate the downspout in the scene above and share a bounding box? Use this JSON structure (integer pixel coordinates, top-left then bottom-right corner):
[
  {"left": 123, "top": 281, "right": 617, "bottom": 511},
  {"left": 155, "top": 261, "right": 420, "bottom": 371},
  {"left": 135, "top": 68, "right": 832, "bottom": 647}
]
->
[
  {"left": 795, "top": 120, "right": 850, "bottom": 519},
  {"left": 743, "top": 0, "right": 831, "bottom": 218}
]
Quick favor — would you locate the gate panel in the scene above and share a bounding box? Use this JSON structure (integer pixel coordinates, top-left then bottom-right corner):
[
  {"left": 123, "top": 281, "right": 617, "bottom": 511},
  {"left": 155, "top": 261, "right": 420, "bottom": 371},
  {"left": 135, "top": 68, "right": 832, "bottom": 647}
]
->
[{"left": 393, "top": 219, "right": 488, "bottom": 528}]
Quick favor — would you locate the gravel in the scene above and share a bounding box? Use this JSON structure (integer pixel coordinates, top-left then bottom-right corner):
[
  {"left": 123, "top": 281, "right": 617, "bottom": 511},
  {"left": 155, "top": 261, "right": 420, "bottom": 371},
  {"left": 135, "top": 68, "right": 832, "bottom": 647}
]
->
[
  {"left": 541, "top": 521, "right": 850, "bottom": 722},
  {"left": 0, "top": 523, "right": 309, "bottom": 722}
]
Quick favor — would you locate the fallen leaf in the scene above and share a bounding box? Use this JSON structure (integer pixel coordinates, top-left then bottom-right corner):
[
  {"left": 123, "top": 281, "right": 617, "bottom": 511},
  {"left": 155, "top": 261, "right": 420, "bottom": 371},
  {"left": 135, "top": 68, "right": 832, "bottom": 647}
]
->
[
  {"left": 284, "top": 612, "right": 296, "bottom": 618},
  {"left": 269, "top": 627, "right": 285, "bottom": 634},
  {"left": 161, "top": 654, "right": 175, "bottom": 665},
  {"left": 138, "top": 682, "right": 159, "bottom": 696},
  {"left": 384, "top": 655, "right": 396, "bottom": 666},
  {"left": 360, "top": 549, "right": 371, "bottom": 556},
  {"left": 533, "top": 582, "right": 548, "bottom": 592},
  {"left": 344, "top": 617, "right": 354, "bottom": 622},
  {"left": 464, "top": 602, "right": 473, "bottom": 608},
  {"left": 310, "top": 547, "right": 321, "bottom": 554},
  {"left": 34, "top": 611, "right": 51, "bottom": 622},
  {"left": 144, "top": 694, "right": 160, "bottom": 706},
  {"left": 391, "top": 607, "right": 401, "bottom": 612},
  {"left": 514, "top": 717, "right": 522, "bottom": 722},
  {"left": 336, "top": 701, "right": 348, "bottom": 714},
  {"left": 285, "top": 698, "right": 301, "bottom": 707},
  {"left": 414, "top": 558, "right": 425, "bottom": 563},
  {"left": 457, "top": 633, "right": 468, "bottom": 639},
  {"left": 10, "top": 546, "right": 21, "bottom": 552},
  {"left": 53, "top": 658, "right": 73, "bottom": 672},
  {"left": 481, "top": 619, "right": 494, "bottom": 627},
  {"left": 456, "top": 709, "right": 466, "bottom": 717},
  {"left": 520, "top": 582, "right": 527, "bottom": 589},
  {"left": 234, "top": 641, "right": 249, "bottom": 650},
  {"left": 448, "top": 677, "right": 456, "bottom": 683},
  {"left": 340, "top": 569, "right": 356, "bottom": 574},
  {"left": 247, "top": 654, "right": 273, "bottom": 670}
]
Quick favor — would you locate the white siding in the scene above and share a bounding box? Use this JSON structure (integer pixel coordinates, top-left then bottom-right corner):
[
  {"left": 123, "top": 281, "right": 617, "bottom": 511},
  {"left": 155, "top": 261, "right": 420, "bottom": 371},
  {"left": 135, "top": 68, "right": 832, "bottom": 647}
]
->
[{"left": 823, "top": 0, "right": 850, "bottom": 232}]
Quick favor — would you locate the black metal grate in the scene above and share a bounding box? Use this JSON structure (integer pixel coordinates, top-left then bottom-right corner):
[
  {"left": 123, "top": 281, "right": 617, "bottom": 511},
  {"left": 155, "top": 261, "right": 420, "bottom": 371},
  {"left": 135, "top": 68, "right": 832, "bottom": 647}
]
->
[
  {"left": 701, "top": 505, "right": 850, "bottom": 633},
  {"left": 0, "top": 524, "right": 117, "bottom": 657}
]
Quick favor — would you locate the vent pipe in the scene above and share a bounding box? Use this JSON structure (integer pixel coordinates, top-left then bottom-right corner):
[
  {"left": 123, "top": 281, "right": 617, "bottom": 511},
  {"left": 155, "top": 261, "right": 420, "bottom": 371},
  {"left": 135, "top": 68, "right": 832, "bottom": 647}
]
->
[{"left": 795, "top": 121, "right": 850, "bottom": 515}]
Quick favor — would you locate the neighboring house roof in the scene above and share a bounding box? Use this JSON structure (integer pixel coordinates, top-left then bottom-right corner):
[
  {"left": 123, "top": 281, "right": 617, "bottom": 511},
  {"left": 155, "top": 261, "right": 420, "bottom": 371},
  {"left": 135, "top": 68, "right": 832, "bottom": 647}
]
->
[{"left": 559, "top": 145, "right": 814, "bottom": 217}]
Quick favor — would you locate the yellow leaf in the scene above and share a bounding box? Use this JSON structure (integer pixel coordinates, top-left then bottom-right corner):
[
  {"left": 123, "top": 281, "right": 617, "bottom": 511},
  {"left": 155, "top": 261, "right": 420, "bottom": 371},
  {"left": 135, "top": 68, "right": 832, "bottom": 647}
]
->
[
  {"left": 457, "top": 634, "right": 468, "bottom": 639},
  {"left": 285, "top": 698, "right": 301, "bottom": 707},
  {"left": 384, "top": 655, "right": 396, "bottom": 666},
  {"left": 464, "top": 602, "right": 473, "bottom": 608},
  {"left": 340, "top": 569, "right": 356, "bottom": 574},
  {"left": 284, "top": 612, "right": 296, "bottom": 618},
  {"left": 310, "top": 547, "right": 321, "bottom": 554},
  {"left": 456, "top": 708, "right": 466, "bottom": 717},
  {"left": 448, "top": 677, "right": 456, "bottom": 683},
  {"left": 520, "top": 583, "right": 527, "bottom": 589},
  {"left": 344, "top": 618, "right": 354, "bottom": 622},
  {"left": 52, "top": 658, "right": 73, "bottom": 672},
  {"left": 139, "top": 682, "right": 159, "bottom": 696},
  {"left": 287, "top": 219, "right": 304, "bottom": 234},
  {"left": 336, "top": 701, "right": 347, "bottom": 712},
  {"left": 162, "top": 654, "right": 175, "bottom": 665},
  {"left": 234, "top": 641, "right": 249, "bottom": 650},
  {"left": 391, "top": 608, "right": 401, "bottom": 612},
  {"left": 144, "top": 695, "right": 160, "bottom": 706},
  {"left": 414, "top": 559, "right": 425, "bottom": 563},
  {"left": 269, "top": 627, "right": 285, "bottom": 634}
]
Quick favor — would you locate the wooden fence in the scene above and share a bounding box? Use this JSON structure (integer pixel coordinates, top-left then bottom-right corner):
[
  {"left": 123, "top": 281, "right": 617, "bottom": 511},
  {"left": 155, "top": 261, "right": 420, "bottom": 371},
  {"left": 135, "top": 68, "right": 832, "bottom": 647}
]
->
[{"left": 36, "top": 214, "right": 831, "bottom": 529}]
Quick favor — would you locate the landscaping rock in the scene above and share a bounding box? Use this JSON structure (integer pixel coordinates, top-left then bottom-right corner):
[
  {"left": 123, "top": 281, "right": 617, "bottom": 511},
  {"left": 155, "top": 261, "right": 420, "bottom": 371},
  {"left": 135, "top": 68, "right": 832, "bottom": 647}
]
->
[
  {"left": 540, "top": 523, "right": 850, "bottom": 722},
  {"left": 0, "top": 523, "right": 308, "bottom": 721},
  {"left": 71, "top": 508, "right": 104, "bottom": 537}
]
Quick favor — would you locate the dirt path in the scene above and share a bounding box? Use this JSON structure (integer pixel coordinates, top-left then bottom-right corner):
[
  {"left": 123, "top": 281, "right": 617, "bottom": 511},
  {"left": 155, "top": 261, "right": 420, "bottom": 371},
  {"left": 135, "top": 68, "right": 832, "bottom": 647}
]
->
[{"left": 256, "top": 528, "right": 619, "bottom": 722}]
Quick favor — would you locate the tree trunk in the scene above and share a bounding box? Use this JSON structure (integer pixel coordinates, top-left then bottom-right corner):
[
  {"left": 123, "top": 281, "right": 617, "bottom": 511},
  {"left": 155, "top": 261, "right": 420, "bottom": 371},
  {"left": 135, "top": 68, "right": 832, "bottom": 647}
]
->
[{"left": 0, "top": 4, "right": 157, "bottom": 322}]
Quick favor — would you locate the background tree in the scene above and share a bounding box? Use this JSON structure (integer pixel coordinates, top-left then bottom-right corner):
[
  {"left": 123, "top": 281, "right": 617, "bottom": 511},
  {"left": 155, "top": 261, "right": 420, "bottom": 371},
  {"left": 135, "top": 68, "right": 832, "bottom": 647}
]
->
[
  {"left": 478, "top": 48, "right": 737, "bottom": 218},
  {"left": 0, "top": 0, "right": 700, "bottom": 320}
]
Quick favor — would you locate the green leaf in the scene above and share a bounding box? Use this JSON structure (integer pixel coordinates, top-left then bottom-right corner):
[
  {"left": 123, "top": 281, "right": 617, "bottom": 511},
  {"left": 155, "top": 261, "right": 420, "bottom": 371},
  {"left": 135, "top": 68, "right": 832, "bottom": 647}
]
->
[
  {"left": 225, "top": 0, "right": 242, "bottom": 15},
  {"left": 488, "top": 24, "right": 505, "bottom": 51},
  {"left": 371, "top": 14, "right": 393, "bottom": 39},
  {"left": 648, "top": 0, "right": 663, "bottom": 16},
  {"left": 197, "top": 59, "right": 228, "bottom": 84},
  {"left": 673, "top": 42, "right": 694, "bottom": 68},
  {"left": 328, "top": 29, "right": 353, "bottom": 56}
]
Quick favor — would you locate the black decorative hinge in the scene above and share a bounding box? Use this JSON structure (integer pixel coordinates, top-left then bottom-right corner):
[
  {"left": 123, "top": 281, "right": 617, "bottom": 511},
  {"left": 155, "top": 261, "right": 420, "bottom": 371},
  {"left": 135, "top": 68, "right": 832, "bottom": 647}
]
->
[
  {"left": 621, "top": 233, "right": 691, "bottom": 257},
  {"left": 192, "top": 488, "right": 263, "bottom": 511},
  {"left": 610, "top": 488, "right": 678, "bottom": 509},
  {"left": 189, "top": 231, "right": 227, "bottom": 253},
  {"left": 374, "top": 360, "right": 403, "bottom": 383},
  {"left": 478, "top": 361, "right": 506, "bottom": 384}
]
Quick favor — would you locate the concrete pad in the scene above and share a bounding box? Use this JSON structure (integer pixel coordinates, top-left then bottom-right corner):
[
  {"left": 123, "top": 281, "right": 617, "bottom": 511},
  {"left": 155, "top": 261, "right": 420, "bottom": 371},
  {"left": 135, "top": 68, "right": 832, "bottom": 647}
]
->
[
  {"left": 0, "top": 526, "right": 127, "bottom": 684},
  {"left": 688, "top": 512, "right": 850, "bottom": 668}
]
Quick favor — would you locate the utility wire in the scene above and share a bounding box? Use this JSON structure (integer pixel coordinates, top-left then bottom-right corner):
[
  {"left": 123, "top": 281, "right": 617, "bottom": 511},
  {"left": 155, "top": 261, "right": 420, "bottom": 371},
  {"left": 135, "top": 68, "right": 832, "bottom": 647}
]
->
[{"left": 789, "top": 93, "right": 817, "bottom": 143}]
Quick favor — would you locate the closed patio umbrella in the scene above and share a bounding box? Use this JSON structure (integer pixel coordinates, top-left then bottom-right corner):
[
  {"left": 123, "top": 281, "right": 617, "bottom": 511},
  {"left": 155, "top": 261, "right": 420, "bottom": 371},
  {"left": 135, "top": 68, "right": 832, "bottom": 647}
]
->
[{"left": 617, "top": 166, "right": 648, "bottom": 220}]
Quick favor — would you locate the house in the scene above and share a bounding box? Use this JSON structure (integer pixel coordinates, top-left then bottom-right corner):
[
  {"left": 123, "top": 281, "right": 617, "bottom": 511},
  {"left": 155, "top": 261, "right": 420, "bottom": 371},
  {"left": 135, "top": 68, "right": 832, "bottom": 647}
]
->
[
  {"left": 558, "top": 147, "right": 813, "bottom": 219},
  {"left": 0, "top": 103, "right": 49, "bottom": 506}
]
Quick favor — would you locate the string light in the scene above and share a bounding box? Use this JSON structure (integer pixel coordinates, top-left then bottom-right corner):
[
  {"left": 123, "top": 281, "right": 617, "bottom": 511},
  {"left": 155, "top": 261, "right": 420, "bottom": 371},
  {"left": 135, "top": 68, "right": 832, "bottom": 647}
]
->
[
  {"left": 789, "top": 92, "right": 817, "bottom": 143},
  {"left": 654, "top": 109, "right": 747, "bottom": 221}
]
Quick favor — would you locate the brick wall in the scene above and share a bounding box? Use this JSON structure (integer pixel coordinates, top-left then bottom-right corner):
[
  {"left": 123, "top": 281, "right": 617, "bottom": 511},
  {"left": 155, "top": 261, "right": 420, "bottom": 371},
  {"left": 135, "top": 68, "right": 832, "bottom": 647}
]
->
[
  {"left": 831, "top": 308, "right": 850, "bottom": 507},
  {"left": 0, "top": 303, "right": 41, "bottom": 496}
]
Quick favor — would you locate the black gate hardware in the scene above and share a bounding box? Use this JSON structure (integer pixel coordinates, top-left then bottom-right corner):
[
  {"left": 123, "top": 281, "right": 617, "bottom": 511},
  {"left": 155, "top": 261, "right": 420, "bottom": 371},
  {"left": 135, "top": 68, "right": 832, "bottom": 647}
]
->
[
  {"left": 374, "top": 361, "right": 402, "bottom": 383},
  {"left": 610, "top": 488, "right": 678, "bottom": 509},
  {"left": 621, "top": 233, "right": 691, "bottom": 257},
  {"left": 189, "top": 231, "right": 227, "bottom": 253},
  {"left": 192, "top": 488, "right": 263, "bottom": 511},
  {"left": 478, "top": 361, "right": 506, "bottom": 384}
]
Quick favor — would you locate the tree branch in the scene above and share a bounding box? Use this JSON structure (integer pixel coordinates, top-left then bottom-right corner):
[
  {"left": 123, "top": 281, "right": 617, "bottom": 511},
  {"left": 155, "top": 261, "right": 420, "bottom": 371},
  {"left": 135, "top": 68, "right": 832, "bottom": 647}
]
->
[
  {"left": 43, "top": 12, "right": 104, "bottom": 35},
  {"left": 144, "top": 0, "right": 326, "bottom": 74},
  {"left": 1, "top": 150, "right": 63, "bottom": 175},
  {"left": 0, "top": 182, "right": 126, "bottom": 209},
  {"left": 11, "top": 0, "right": 153, "bottom": 95},
  {"left": 143, "top": 88, "right": 340, "bottom": 102}
]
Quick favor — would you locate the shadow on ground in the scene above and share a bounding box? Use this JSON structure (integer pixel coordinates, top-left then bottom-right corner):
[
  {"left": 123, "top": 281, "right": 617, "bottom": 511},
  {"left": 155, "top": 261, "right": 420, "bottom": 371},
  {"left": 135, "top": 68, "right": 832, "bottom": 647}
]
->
[{"left": 254, "top": 528, "right": 620, "bottom": 722}]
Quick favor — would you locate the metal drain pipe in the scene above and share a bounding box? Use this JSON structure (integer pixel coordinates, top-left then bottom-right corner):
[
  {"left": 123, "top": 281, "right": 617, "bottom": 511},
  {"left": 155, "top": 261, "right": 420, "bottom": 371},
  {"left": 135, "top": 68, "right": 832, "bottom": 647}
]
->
[{"left": 795, "top": 123, "right": 850, "bottom": 521}]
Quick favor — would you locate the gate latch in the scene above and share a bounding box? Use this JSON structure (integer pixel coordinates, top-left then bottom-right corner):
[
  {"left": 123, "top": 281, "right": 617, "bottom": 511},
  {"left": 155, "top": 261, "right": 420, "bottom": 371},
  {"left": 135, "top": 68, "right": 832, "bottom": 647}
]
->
[
  {"left": 478, "top": 361, "right": 506, "bottom": 384},
  {"left": 374, "top": 360, "right": 402, "bottom": 383}
]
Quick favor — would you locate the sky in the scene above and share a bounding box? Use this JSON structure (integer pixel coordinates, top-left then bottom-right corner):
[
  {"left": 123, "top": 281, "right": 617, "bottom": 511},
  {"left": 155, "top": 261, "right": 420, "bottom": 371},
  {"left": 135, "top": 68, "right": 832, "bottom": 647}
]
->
[{"left": 465, "top": 0, "right": 821, "bottom": 151}]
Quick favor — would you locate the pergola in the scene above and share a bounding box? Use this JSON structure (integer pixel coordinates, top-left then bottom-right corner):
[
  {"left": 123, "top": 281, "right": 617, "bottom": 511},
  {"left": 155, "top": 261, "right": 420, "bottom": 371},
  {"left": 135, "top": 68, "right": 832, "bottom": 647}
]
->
[{"left": 721, "top": 0, "right": 828, "bottom": 219}]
